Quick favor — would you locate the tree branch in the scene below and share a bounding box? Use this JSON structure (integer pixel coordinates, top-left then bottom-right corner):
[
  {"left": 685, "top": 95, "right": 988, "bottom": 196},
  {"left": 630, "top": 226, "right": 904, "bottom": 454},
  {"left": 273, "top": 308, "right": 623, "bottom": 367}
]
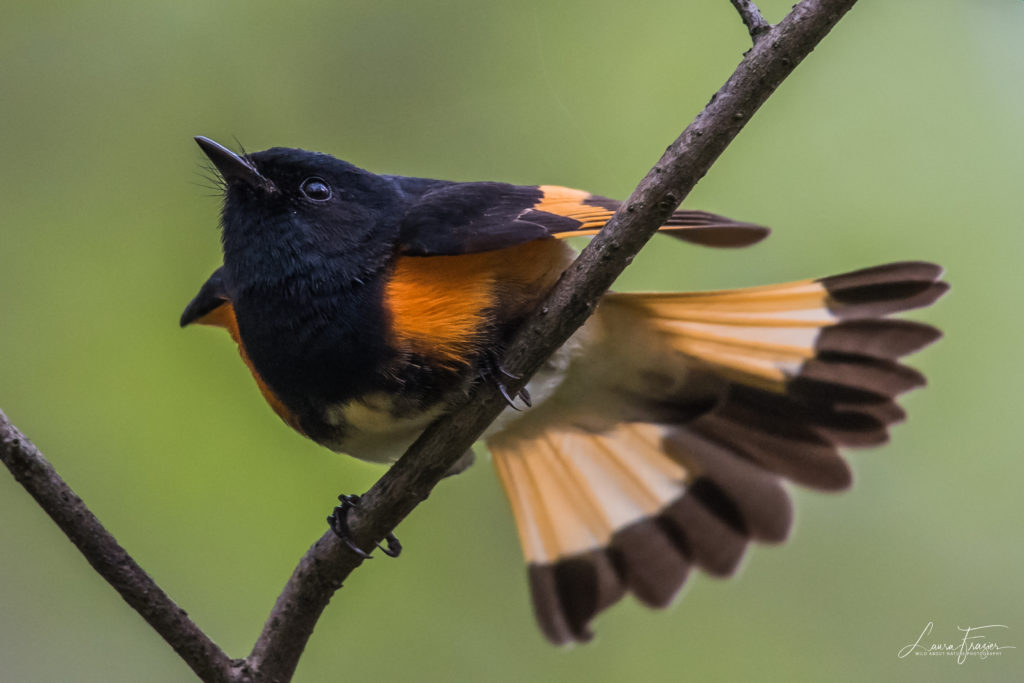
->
[
  {"left": 0, "top": 410, "right": 238, "bottom": 683},
  {"left": 1, "top": 1, "right": 859, "bottom": 681},
  {"left": 731, "top": 0, "right": 771, "bottom": 42}
]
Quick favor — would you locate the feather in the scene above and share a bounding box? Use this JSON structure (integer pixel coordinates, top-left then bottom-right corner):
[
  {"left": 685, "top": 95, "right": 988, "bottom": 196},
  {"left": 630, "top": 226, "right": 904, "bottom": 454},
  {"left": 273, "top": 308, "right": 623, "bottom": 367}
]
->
[
  {"left": 398, "top": 182, "right": 768, "bottom": 256},
  {"left": 489, "top": 262, "right": 947, "bottom": 642}
]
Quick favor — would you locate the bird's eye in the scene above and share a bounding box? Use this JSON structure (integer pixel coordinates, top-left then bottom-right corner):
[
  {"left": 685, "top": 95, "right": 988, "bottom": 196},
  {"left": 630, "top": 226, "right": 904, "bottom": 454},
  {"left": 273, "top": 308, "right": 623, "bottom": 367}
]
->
[{"left": 300, "top": 177, "right": 332, "bottom": 201}]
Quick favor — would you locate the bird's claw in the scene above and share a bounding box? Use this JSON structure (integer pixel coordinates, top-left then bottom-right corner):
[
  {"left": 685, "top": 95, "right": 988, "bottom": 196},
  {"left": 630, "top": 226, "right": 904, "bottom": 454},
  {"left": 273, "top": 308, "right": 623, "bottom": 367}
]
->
[
  {"left": 483, "top": 355, "right": 532, "bottom": 409},
  {"left": 327, "top": 494, "right": 402, "bottom": 558}
]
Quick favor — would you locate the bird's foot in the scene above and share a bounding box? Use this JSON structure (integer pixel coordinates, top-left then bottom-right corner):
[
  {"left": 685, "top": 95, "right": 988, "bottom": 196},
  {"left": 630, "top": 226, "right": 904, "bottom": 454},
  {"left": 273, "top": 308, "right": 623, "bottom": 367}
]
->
[
  {"left": 327, "top": 494, "right": 402, "bottom": 558},
  {"left": 481, "top": 354, "right": 532, "bottom": 409}
]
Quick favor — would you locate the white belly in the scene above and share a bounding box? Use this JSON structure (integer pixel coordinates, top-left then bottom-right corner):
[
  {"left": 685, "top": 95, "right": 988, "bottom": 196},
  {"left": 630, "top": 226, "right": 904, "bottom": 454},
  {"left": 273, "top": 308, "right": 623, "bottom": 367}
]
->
[{"left": 322, "top": 331, "right": 587, "bottom": 464}]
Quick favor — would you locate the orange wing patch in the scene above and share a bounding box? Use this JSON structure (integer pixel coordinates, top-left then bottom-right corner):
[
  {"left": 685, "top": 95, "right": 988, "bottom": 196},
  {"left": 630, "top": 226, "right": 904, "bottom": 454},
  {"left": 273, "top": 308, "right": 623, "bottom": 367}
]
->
[
  {"left": 194, "top": 302, "right": 305, "bottom": 434},
  {"left": 536, "top": 187, "right": 772, "bottom": 247},
  {"left": 535, "top": 185, "right": 616, "bottom": 236}
]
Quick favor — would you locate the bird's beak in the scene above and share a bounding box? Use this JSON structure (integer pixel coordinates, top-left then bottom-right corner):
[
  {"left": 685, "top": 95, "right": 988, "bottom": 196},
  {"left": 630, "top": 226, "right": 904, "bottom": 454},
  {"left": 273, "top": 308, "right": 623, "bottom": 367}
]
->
[{"left": 194, "top": 136, "right": 274, "bottom": 191}]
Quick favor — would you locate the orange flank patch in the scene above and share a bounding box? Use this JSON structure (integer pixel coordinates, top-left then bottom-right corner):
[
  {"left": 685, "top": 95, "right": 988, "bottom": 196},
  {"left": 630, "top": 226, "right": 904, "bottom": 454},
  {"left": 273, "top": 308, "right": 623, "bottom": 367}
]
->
[
  {"left": 194, "top": 302, "right": 305, "bottom": 434},
  {"left": 384, "top": 256, "right": 492, "bottom": 366},
  {"left": 535, "top": 185, "right": 615, "bottom": 233},
  {"left": 386, "top": 240, "right": 572, "bottom": 367}
]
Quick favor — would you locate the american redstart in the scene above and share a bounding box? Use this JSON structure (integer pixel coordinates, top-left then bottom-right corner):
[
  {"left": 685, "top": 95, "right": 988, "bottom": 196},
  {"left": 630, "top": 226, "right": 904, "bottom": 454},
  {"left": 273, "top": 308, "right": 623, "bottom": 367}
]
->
[{"left": 184, "top": 136, "right": 947, "bottom": 644}]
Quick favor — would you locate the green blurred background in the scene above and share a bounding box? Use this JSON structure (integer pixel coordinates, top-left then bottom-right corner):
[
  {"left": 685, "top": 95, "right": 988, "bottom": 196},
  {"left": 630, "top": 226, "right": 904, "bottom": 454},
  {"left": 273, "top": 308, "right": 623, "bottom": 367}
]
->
[{"left": 1, "top": 1, "right": 1021, "bottom": 681}]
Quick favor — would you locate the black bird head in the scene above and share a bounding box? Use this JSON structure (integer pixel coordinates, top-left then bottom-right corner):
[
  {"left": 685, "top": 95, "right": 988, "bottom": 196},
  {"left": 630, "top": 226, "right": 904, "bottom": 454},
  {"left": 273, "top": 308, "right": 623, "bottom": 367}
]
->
[{"left": 195, "top": 136, "right": 403, "bottom": 286}]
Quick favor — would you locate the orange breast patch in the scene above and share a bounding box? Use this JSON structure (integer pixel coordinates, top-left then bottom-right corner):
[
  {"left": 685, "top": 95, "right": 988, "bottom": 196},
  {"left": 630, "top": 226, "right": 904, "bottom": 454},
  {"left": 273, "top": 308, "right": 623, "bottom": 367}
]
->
[{"left": 194, "top": 302, "right": 305, "bottom": 434}]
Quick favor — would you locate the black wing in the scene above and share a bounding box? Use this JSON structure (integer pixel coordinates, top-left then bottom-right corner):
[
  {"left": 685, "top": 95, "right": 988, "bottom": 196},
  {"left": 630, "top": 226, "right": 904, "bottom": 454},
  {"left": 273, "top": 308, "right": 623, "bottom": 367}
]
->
[
  {"left": 397, "top": 181, "right": 770, "bottom": 257},
  {"left": 398, "top": 182, "right": 552, "bottom": 255}
]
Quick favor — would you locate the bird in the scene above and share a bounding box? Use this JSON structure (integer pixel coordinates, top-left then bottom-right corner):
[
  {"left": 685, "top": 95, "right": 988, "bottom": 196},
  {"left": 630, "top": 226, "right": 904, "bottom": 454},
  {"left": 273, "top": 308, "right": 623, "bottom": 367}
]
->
[{"left": 183, "top": 136, "right": 947, "bottom": 644}]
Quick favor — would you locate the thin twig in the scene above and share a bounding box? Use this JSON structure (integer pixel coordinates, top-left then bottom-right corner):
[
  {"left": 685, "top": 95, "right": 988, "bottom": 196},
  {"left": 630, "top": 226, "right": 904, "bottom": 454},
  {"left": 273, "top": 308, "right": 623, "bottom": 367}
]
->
[
  {"left": 0, "top": 410, "right": 238, "bottom": 683},
  {"left": 731, "top": 0, "right": 771, "bottom": 41},
  {"left": 247, "top": 1, "right": 859, "bottom": 680}
]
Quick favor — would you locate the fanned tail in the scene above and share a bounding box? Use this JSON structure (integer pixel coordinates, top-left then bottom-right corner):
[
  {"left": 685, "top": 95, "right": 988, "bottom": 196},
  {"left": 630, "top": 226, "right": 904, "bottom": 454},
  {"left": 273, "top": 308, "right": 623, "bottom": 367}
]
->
[
  {"left": 488, "top": 261, "right": 947, "bottom": 644},
  {"left": 489, "top": 422, "right": 790, "bottom": 644}
]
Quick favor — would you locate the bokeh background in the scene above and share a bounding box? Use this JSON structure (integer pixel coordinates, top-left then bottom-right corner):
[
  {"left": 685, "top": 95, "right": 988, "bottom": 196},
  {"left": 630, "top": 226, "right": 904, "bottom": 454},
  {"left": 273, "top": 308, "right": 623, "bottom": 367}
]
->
[{"left": 1, "top": 1, "right": 1021, "bottom": 681}]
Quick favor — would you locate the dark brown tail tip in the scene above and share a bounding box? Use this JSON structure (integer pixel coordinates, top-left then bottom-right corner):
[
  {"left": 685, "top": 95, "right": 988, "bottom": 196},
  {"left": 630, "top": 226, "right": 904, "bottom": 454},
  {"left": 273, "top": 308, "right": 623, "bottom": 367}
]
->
[
  {"left": 819, "top": 260, "right": 949, "bottom": 318},
  {"left": 817, "top": 320, "right": 943, "bottom": 359},
  {"left": 818, "top": 261, "right": 944, "bottom": 289}
]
